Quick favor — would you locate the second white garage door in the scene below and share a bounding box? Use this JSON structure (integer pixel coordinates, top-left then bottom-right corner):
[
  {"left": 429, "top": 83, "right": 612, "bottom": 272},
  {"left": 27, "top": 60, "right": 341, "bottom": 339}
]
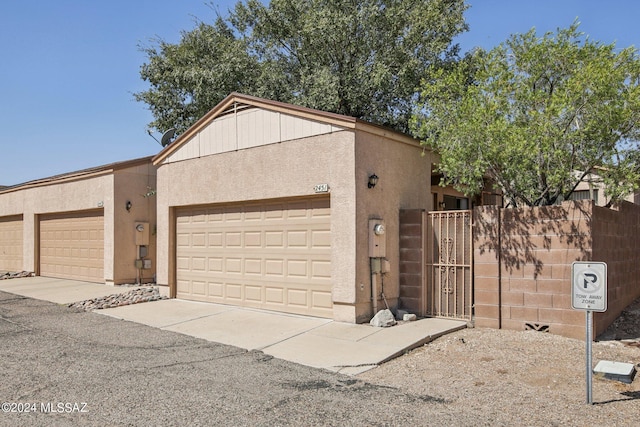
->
[
  {"left": 176, "top": 197, "right": 332, "bottom": 318},
  {"left": 39, "top": 210, "right": 105, "bottom": 283}
]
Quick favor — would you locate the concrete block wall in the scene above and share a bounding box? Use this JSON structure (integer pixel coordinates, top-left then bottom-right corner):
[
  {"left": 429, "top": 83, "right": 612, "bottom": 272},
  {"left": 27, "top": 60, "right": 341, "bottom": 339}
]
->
[
  {"left": 473, "top": 206, "right": 502, "bottom": 329},
  {"left": 399, "top": 200, "right": 640, "bottom": 340},
  {"left": 474, "top": 202, "right": 595, "bottom": 339},
  {"left": 591, "top": 201, "right": 640, "bottom": 333},
  {"left": 474, "top": 200, "right": 640, "bottom": 339},
  {"left": 398, "top": 209, "right": 425, "bottom": 315}
]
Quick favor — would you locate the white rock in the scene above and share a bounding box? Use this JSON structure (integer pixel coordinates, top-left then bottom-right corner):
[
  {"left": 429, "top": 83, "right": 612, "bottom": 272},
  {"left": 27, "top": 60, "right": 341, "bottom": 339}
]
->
[
  {"left": 370, "top": 309, "right": 397, "bottom": 327},
  {"left": 403, "top": 313, "right": 417, "bottom": 321},
  {"left": 395, "top": 309, "right": 408, "bottom": 321}
]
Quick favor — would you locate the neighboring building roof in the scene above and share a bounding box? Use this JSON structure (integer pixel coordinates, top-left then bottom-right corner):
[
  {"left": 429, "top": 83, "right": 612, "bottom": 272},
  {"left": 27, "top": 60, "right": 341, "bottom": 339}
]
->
[
  {"left": 153, "top": 92, "right": 421, "bottom": 165},
  {"left": 0, "top": 156, "right": 155, "bottom": 195}
]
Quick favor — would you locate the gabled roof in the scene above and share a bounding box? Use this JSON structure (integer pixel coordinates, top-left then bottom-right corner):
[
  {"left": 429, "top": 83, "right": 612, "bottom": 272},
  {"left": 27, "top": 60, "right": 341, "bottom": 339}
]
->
[
  {"left": 0, "top": 156, "right": 154, "bottom": 195},
  {"left": 152, "top": 92, "right": 419, "bottom": 165}
]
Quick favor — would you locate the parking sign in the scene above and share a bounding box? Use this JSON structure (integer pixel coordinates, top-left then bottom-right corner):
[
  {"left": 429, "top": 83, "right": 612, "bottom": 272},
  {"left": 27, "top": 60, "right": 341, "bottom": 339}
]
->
[{"left": 571, "top": 262, "right": 607, "bottom": 312}]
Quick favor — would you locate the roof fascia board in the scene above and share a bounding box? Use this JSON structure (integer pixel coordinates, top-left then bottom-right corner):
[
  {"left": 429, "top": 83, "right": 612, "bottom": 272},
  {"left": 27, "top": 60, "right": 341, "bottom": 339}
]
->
[
  {"left": 353, "top": 121, "right": 423, "bottom": 148},
  {"left": 0, "top": 156, "right": 154, "bottom": 195},
  {"left": 0, "top": 170, "right": 113, "bottom": 195}
]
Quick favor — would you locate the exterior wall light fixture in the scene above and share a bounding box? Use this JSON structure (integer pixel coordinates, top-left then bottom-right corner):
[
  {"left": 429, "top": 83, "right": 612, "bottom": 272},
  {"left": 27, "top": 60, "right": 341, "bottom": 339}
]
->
[
  {"left": 126, "top": 201, "right": 132, "bottom": 212},
  {"left": 368, "top": 174, "right": 379, "bottom": 189}
]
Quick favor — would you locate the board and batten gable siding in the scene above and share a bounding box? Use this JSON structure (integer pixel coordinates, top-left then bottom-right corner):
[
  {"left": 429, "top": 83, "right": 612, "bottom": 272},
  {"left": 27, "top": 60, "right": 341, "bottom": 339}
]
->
[{"left": 164, "top": 107, "right": 345, "bottom": 164}]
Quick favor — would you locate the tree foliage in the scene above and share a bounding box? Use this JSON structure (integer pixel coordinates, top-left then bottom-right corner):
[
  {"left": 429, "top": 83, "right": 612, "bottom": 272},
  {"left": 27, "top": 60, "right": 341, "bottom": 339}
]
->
[
  {"left": 135, "top": 0, "right": 468, "bottom": 134},
  {"left": 411, "top": 23, "right": 640, "bottom": 207},
  {"left": 135, "top": 18, "right": 259, "bottom": 133}
]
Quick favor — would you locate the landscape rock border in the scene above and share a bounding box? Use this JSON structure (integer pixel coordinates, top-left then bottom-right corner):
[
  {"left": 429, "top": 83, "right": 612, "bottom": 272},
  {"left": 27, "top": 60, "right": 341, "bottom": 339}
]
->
[
  {"left": 0, "top": 271, "right": 34, "bottom": 280},
  {"left": 67, "top": 286, "right": 167, "bottom": 311}
]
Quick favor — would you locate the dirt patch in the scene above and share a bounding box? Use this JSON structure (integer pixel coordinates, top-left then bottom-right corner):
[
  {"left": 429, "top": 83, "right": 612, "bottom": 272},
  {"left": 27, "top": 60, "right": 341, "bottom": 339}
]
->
[
  {"left": 359, "top": 297, "right": 640, "bottom": 425},
  {"left": 598, "top": 297, "right": 640, "bottom": 342}
]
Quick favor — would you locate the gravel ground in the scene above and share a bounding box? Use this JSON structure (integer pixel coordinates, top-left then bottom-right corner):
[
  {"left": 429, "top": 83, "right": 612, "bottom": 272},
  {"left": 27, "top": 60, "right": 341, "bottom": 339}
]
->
[
  {"left": 2, "top": 292, "right": 448, "bottom": 426},
  {"left": 359, "top": 298, "right": 640, "bottom": 426},
  {"left": 2, "top": 271, "right": 638, "bottom": 425}
]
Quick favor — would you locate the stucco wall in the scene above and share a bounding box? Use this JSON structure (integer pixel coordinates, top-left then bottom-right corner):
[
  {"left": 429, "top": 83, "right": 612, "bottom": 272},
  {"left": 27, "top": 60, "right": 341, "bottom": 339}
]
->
[
  {"left": 112, "top": 163, "right": 157, "bottom": 284},
  {"left": 0, "top": 174, "right": 114, "bottom": 277},
  {"left": 353, "top": 132, "right": 432, "bottom": 322},
  {"left": 0, "top": 159, "right": 157, "bottom": 285},
  {"left": 156, "top": 131, "right": 357, "bottom": 319},
  {"left": 157, "top": 126, "right": 431, "bottom": 323}
]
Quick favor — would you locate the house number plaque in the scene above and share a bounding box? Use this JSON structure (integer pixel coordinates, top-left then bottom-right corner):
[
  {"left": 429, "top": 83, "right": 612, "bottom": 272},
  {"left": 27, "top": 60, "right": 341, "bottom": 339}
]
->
[{"left": 314, "top": 183, "right": 329, "bottom": 193}]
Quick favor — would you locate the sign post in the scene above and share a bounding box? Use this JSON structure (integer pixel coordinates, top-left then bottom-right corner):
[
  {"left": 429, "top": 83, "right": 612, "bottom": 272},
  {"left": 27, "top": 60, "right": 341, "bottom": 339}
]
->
[{"left": 571, "top": 262, "right": 607, "bottom": 405}]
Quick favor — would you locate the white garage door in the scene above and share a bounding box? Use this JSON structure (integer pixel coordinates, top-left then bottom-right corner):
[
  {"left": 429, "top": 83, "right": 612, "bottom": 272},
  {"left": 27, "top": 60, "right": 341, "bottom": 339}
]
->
[
  {"left": 39, "top": 210, "right": 104, "bottom": 283},
  {"left": 176, "top": 197, "right": 332, "bottom": 318},
  {"left": 0, "top": 215, "right": 23, "bottom": 272}
]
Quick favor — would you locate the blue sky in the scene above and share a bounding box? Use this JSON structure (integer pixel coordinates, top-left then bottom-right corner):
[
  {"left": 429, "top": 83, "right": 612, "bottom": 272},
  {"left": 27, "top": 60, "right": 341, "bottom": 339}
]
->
[{"left": 1, "top": 0, "right": 638, "bottom": 185}]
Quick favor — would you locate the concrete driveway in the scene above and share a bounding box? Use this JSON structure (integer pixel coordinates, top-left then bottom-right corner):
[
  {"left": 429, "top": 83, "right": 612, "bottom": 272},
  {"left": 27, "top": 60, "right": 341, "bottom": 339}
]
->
[
  {"left": 0, "top": 290, "right": 464, "bottom": 425},
  {"left": 0, "top": 276, "right": 466, "bottom": 375},
  {"left": 0, "top": 276, "right": 136, "bottom": 304}
]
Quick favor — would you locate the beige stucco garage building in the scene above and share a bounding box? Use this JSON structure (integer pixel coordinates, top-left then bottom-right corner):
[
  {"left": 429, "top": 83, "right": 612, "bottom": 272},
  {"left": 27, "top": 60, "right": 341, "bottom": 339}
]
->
[
  {"left": 0, "top": 157, "right": 157, "bottom": 285},
  {"left": 153, "top": 93, "right": 434, "bottom": 323}
]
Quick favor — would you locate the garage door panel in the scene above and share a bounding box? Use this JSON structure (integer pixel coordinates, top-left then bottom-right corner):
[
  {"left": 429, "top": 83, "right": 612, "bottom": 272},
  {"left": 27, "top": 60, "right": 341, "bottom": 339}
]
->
[
  {"left": 39, "top": 211, "right": 104, "bottom": 283},
  {"left": 176, "top": 256, "right": 190, "bottom": 270},
  {"left": 265, "top": 287, "right": 284, "bottom": 304},
  {"left": 209, "top": 282, "right": 223, "bottom": 297},
  {"left": 287, "top": 231, "right": 307, "bottom": 247},
  {"left": 225, "top": 211, "right": 243, "bottom": 222},
  {"left": 288, "top": 288, "right": 310, "bottom": 306},
  {"left": 312, "top": 291, "right": 333, "bottom": 309},
  {"left": 244, "top": 258, "right": 262, "bottom": 275},
  {"left": 192, "top": 233, "right": 206, "bottom": 247},
  {"left": 225, "top": 232, "right": 242, "bottom": 247},
  {"left": 311, "top": 230, "right": 331, "bottom": 247},
  {"left": 176, "top": 197, "right": 331, "bottom": 318},
  {"left": 244, "top": 232, "right": 261, "bottom": 247},
  {"left": 286, "top": 260, "right": 307, "bottom": 277},
  {"left": 192, "top": 281, "right": 206, "bottom": 296},
  {"left": 226, "top": 283, "right": 243, "bottom": 300},
  {"left": 265, "top": 232, "right": 284, "bottom": 247},
  {"left": 208, "top": 232, "right": 223, "bottom": 247},
  {"left": 245, "top": 285, "right": 262, "bottom": 302},
  {"left": 244, "top": 207, "right": 262, "bottom": 221},
  {"left": 208, "top": 257, "right": 223, "bottom": 272},
  {"left": 311, "top": 260, "right": 331, "bottom": 279},
  {"left": 265, "top": 206, "right": 285, "bottom": 220},
  {"left": 265, "top": 259, "right": 284, "bottom": 276},
  {"left": 191, "top": 257, "right": 206, "bottom": 271}
]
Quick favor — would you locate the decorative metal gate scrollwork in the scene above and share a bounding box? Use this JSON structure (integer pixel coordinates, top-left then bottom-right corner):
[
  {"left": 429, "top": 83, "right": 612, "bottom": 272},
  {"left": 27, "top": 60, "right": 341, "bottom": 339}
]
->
[{"left": 425, "top": 210, "right": 473, "bottom": 320}]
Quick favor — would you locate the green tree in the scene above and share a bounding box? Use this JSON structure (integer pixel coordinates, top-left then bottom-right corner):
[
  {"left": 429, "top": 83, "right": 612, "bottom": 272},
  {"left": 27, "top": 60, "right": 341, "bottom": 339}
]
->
[
  {"left": 135, "top": 0, "right": 468, "bottom": 134},
  {"left": 411, "top": 23, "right": 640, "bottom": 207},
  {"left": 135, "top": 18, "right": 259, "bottom": 134}
]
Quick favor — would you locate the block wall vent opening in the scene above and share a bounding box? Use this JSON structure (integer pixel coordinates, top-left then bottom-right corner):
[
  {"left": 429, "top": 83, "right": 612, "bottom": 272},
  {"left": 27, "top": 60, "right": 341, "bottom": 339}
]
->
[{"left": 525, "top": 323, "right": 549, "bottom": 332}]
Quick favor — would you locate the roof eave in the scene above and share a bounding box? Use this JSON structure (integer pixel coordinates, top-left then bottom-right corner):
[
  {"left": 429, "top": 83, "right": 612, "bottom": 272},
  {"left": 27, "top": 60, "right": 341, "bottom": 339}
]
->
[{"left": 0, "top": 156, "right": 154, "bottom": 195}]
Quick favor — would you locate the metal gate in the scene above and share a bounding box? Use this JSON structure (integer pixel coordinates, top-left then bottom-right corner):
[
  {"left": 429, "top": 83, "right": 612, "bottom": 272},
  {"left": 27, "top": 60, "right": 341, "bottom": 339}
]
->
[{"left": 425, "top": 210, "right": 473, "bottom": 320}]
